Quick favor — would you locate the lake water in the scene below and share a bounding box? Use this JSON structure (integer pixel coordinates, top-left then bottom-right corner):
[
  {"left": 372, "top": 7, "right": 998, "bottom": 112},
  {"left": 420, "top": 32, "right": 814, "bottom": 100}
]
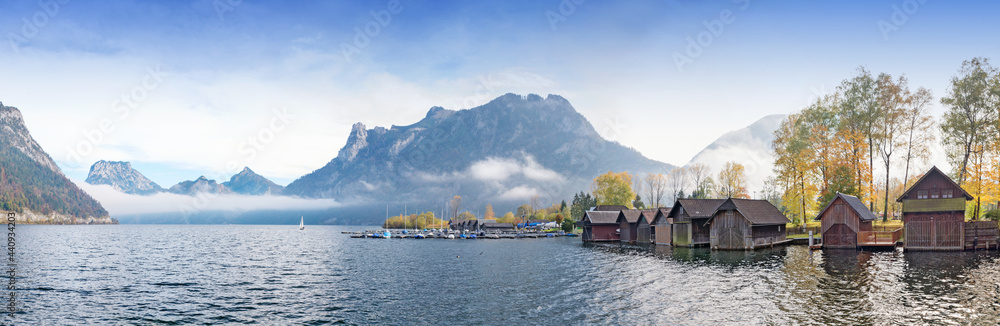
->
[{"left": 11, "top": 225, "right": 1000, "bottom": 325}]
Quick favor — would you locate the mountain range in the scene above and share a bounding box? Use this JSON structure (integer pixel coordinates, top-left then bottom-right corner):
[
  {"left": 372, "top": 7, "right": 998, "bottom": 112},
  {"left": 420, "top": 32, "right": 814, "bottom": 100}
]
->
[
  {"left": 85, "top": 162, "right": 284, "bottom": 196},
  {"left": 1, "top": 94, "right": 787, "bottom": 224}
]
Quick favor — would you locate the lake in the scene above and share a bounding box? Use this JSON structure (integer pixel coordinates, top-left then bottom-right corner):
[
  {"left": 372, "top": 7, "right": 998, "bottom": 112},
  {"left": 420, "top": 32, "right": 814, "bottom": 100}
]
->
[{"left": 11, "top": 225, "right": 1000, "bottom": 325}]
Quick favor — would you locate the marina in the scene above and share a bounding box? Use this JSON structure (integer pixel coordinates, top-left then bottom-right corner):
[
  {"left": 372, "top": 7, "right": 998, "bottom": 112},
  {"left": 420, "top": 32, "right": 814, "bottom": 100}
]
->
[{"left": 345, "top": 229, "right": 571, "bottom": 240}]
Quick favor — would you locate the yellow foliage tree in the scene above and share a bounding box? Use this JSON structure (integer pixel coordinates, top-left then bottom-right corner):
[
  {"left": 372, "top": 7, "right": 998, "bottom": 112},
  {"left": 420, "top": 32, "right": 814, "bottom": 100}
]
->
[
  {"left": 716, "top": 162, "right": 749, "bottom": 199},
  {"left": 484, "top": 203, "right": 495, "bottom": 220},
  {"left": 591, "top": 171, "right": 635, "bottom": 208}
]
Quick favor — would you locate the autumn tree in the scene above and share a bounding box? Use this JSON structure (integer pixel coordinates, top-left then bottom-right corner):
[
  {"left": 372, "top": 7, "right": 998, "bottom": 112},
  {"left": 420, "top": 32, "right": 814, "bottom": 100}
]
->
[
  {"left": 484, "top": 203, "right": 495, "bottom": 220},
  {"left": 773, "top": 114, "right": 819, "bottom": 226},
  {"left": 591, "top": 171, "right": 636, "bottom": 208},
  {"left": 498, "top": 212, "right": 517, "bottom": 224},
  {"left": 838, "top": 67, "right": 880, "bottom": 202},
  {"left": 716, "top": 161, "right": 749, "bottom": 199}
]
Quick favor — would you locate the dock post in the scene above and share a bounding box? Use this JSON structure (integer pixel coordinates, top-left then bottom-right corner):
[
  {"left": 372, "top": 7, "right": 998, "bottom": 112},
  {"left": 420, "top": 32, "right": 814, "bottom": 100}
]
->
[{"left": 808, "top": 231, "right": 813, "bottom": 247}]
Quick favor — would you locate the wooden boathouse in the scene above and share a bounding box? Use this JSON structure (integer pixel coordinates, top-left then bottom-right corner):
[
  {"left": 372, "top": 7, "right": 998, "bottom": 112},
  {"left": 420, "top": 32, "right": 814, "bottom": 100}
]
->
[
  {"left": 707, "top": 198, "right": 790, "bottom": 250},
  {"left": 617, "top": 209, "right": 643, "bottom": 244},
  {"left": 815, "top": 193, "right": 900, "bottom": 249},
  {"left": 897, "top": 166, "right": 974, "bottom": 250},
  {"left": 635, "top": 210, "right": 661, "bottom": 244},
  {"left": 668, "top": 199, "right": 726, "bottom": 247},
  {"left": 650, "top": 208, "right": 672, "bottom": 246},
  {"left": 581, "top": 209, "right": 624, "bottom": 242}
]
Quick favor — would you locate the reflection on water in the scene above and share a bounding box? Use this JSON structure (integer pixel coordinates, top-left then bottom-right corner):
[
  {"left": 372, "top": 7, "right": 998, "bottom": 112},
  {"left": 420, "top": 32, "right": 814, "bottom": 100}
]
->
[
  {"left": 583, "top": 242, "right": 1000, "bottom": 325},
  {"left": 13, "top": 225, "right": 1000, "bottom": 325}
]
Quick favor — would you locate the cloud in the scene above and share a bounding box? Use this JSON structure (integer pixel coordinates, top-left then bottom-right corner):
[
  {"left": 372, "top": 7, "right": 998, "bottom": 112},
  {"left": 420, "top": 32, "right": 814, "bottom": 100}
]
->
[
  {"left": 468, "top": 156, "right": 563, "bottom": 182},
  {"left": 77, "top": 180, "right": 339, "bottom": 216},
  {"left": 469, "top": 158, "right": 522, "bottom": 180},
  {"left": 497, "top": 186, "right": 539, "bottom": 201}
]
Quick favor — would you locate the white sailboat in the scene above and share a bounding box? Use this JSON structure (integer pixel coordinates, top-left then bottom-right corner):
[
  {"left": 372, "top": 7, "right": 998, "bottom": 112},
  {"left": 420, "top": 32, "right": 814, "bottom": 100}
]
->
[{"left": 299, "top": 216, "right": 305, "bottom": 230}]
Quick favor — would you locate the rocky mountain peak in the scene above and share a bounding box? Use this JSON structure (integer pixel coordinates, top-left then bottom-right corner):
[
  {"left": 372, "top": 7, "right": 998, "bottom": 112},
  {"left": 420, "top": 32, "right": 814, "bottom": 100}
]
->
[
  {"left": 0, "top": 104, "right": 62, "bottom": 175},
  {"left": 285, "top": 93, "right": 675, "bottom": 212},
  {"left": 222, "top": 167, "right": 285, "bottom": 196},
  {"left": 337, "top": 122, "right": 369, "bottom": 163},
  {"left": 85, "top": 160, "right": 164, "bottom": 195},
  {"left": 169, "top": 176, "right": 230, "bottom": 195}
]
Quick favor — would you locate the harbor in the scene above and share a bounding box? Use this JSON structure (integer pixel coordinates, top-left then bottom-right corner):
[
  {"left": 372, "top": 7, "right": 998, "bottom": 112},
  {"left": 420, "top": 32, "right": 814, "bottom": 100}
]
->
[{"left": 344, "top": 229, "right": 577, "bottom": 239}]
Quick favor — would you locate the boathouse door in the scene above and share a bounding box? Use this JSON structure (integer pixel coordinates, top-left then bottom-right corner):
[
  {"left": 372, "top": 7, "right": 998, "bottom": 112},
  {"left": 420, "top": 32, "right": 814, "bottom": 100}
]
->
[
  {"left": 823, "top": 203, "right": 858, "bottom": 248},
  {"left": 712, "top": 211, "right": 746, "bottom": 249}
]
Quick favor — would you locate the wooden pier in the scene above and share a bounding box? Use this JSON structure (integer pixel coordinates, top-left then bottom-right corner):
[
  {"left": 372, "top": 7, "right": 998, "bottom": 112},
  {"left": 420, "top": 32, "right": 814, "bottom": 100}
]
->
[{"left": 858, "top": 228, "right": 903, "bottom": 248}]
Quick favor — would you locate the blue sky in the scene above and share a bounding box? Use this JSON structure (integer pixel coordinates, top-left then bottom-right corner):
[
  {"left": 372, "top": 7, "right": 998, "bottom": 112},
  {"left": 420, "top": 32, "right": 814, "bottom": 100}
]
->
[{"left": 1, "top": 0, "right": 998, "bottom": 188}]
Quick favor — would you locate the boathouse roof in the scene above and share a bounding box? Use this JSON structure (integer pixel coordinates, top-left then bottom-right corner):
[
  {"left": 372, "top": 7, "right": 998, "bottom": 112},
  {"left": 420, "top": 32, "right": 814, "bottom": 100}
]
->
[
  {"left": 710, "top": 198, "right": 790, "bottom": 226},
  {"left": 669, "top": 199, "right": 726, "bottom": 219},
  {"left": 593, "top": 205, "right": 628, "bottom": 212},
  {"left": 583, "top": 211, "right": 620, "bottom": 225},
  {"left": 895, "top": 166, "right": 973, "bottom": 202},
  {"left": 814, "top": 193, "right": 877, "bottom": 222}
]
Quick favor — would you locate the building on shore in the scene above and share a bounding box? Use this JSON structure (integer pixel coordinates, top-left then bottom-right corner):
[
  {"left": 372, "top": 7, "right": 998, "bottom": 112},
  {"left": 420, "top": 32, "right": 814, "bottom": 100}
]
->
[
  {"left": 815, "top": 193, "right": 884, "bottom": 249},
  {"left": 650, "top": 207, "right": 673, "bottom": 246},
  {"left": 896, "top": 166, "right": 975, "bottom": 250},
  {"left": 636, "top": 210, "right": 662, "bottom": 244},
  {"left": 618, "top": 209, "right": 658, "bottom": 244},
  {"left": 580, "top": 210, "right": 622, "bottom": 242},
  {"left": 480, "top": 221, "right": 515, "bottom": 232},
  {"left": 667, "top": 199, "right": 726, "bottom": 247},
  {"left": 706, "top": 198, "right": 790, "bottom": 250}
]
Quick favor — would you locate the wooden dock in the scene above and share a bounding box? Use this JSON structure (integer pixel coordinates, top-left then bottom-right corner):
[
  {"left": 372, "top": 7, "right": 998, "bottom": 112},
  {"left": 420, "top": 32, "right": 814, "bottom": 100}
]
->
[{"left": 858, "top": 228, "right": 903, "bottom": 248}]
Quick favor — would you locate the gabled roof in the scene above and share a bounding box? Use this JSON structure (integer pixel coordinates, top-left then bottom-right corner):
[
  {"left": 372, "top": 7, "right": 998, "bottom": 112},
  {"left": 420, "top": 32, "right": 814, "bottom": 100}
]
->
[
  {"left": 638, "top": 210, "right": 658, "bottom": 225},
  {"left": 668, "top": 199, "right": 726, "bottom": 218},
  {"left": 708, "top": 198, "right": 790, "bottom": 226},
  {"left": 617, "top": 209, "right": 658, "bottom": 224},
  {"left": 896, "top": 166, "right": 973, "bottom": 202},
  {"left": 593, "top": 205, "right": 628, "bottom": 212},
  {"left": 583, "top": 211, "right": 620, "bottom": 225},
  {"left": 814, "top": 193, "right": 877, "bottom": 221},
  {"left": 650, "top": 207, "right": 672, "bottom": 224}
]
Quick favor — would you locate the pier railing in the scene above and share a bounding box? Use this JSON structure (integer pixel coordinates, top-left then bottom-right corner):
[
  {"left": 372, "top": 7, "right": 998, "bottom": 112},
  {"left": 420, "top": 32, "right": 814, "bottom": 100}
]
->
[{"left": 857, "top": 228, "right": 902, "bottom": 246}]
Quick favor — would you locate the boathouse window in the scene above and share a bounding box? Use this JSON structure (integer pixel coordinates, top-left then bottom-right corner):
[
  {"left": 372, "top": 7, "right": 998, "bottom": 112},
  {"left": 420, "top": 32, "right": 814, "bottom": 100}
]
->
[
  {"left": 930, "top": 189, "right": 940, "bottom": 199},
  {"left": 917, "top": 190, "right": 928, "bottom": 199},
  {"left": 725, "top": 211, "right": 733, "bottom": 218},
  {"left": 942, "top": 189, "right": 954, "bottom": 198}
]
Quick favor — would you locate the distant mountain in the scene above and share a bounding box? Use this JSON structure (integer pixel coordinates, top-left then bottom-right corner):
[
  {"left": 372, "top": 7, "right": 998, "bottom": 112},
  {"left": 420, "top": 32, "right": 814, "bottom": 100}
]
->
[
  {"left": 222, "top": 167, "right": 284, "bottom": 195},
  {"left": 169, "top": 176, "right": 232, "bottom": 195},
  {"left": 286, "top": 93, "right": 675, "bottom": 212},
  {"left": 686, "top": 114, "right": 787, "bottom": 191},
  {"left": 86, "top": 160, "right": 164, "bottom": 195},
  {"left": 0, "top": 102, "right": 113, "bottom": 224}
]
